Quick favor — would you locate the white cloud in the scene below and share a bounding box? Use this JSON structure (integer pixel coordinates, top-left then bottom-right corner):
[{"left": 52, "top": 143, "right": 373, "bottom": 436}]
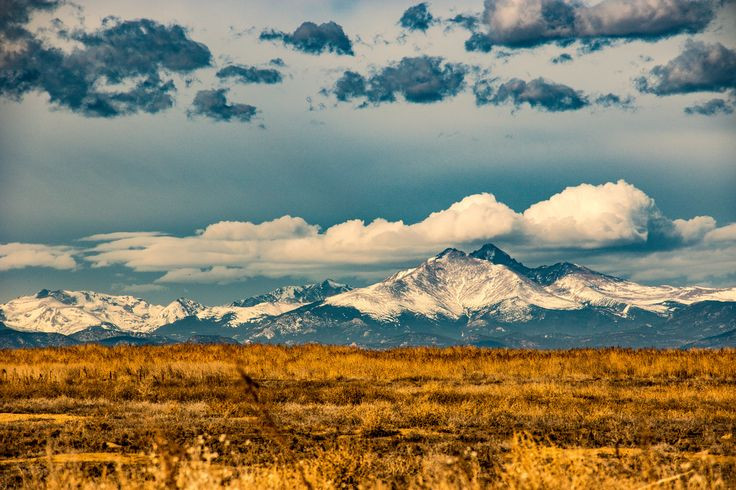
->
[
  {"left": 75, "top": 180, "right": 735, "bottom": 284},
  {"left": 0, "top": 243, "right": 78, "bottom": 271},
  {"left": 673, "top": 216, "right": 717, "bottom": 243},
  {"left": 705, "top": 223, "right": 736, "bottom": 244},
  {"left": 521, "top": 180, "right": 658, "bottom": 248}
]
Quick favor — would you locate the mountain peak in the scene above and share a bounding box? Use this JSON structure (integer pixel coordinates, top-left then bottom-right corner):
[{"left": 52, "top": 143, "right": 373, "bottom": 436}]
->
[
  {"left": 434, "top": 248, "right": 465, "bottom": 259},
  {"left": 469, "top": 243, "right": 529, "bottom": 274}
]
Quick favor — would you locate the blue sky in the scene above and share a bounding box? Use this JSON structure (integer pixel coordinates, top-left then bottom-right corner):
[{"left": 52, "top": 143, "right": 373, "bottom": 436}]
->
[{"left": 0, "top": 0, "right": 735, "bottom": 305}]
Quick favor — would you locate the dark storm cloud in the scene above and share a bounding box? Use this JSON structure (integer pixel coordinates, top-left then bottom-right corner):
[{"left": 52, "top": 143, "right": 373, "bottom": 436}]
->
[
  {"left": 464, "top": 32, "right": 493, "bottom": 52},
  {"left": 636, "top": 40, "right": 736, "bottom": 95},
  {"left": 684, "top": 98, "right": 734, "bottom": 116},
  {"left": 216, "top": 65, "right": 283, "bottom": 84},
  {"left": 474, "top": 77, "right": 589, "bottom": 112},
  {"left": 259, "top": 21, "right": 353, "bottom": 55},
  {"left": 551, "top": 53, "right": 573, "bottom": 64},
  {"left": 481, "top": 0, "right": 716, "bottom": 48},
  {"left": 0, "top": 0, "right": 61, "bottom": 40},
  {"left": 595, "top": 93, "right": 635, "bottom": 109},
  {"left": 399, "top": 3, "right": 435, "bottom": 32},
  {"left": 189, "top": 89, "right": 257, "bottom": 122},
  {"left": 0, "top": 18, "right": 212, "bottom": 117},
  {"left": 447, "top": 13, "right": 479, "bottom": 31},
  {"left": 330, "top": 56, "right": 467, "bottom": 105}
]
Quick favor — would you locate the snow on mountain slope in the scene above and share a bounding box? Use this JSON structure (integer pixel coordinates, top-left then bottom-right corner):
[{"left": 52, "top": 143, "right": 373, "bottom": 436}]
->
[
  {"left": 325, "top": 249, "right": 581, "bottom": 321},
  {"left": 0, "top": 289, "right": 163, "bottom": 335},
  {"left": 150, "top": 298, "right": 204, "bottom": 327},
  {"left": 549, "top": 272, "right": 736, "bottom": 315},
  {"left": 205, "top": 301, "right": 306, "bottom": 325}
]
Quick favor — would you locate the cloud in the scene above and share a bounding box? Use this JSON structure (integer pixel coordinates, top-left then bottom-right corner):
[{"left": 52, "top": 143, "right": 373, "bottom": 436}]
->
[
  {"left": 80, "top": 231, "right": 166, "bottom": 242},
  {"left": 673, "top": 216, "right": 717, "bottom": 243},
  {"left": 188, "top": 89, "right": 257, "bottom": 122},
  {"left": 0, "top": 242, "right": 77, "bottom": 271},
  {"left": 400, "top": 3, "right": 436, "bottom": 32},
  {"left": 480, "top": 0, "right": 716, "bottom": 47},
  {"left": 594, "top": 92, "right": 635, "bottom": 109},
  {"left": 0, "top": 18, "right": 212, "bottom": 117},
  {"left": 330, "top": 56, "right": 467, "bottom": 105},
  {"left": 522, "top": 180, "right": 669, "bottom": 248},
  {"left": 0, "top": 0, "right": 61, "bottom": 40},
  {"left": 705, "top": 223, "right": 736, "bottom": 244},
  {"left": 684, "top": 98, "right": 734, "bottom": 115},
  {"left": 77, "top": 180, "right": 733, "bottom": 283},
  {"left": 447, "top": 13, "right": 480, "bottom": 31},
  {"left": 474, "top": 77, "right": 589, "bottom": 111},
  {"left": 551, "top": 53, "right": 573, "bottom": 64},
  {"left": 636, "top": 40, "right": 736, "bottom": 95},
  {"left": 259, "top": 21, "right": 353, "bottom": 55},
  {"left": 216, "top": 65, "right": 283, "bottom": 84},
  {"left": 465, "top": 32, "right": 494, "bottom": 52}
]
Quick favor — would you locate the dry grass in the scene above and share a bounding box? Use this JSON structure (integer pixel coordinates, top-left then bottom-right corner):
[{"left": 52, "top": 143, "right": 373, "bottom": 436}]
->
[{"left": 0, "top": 344, "right": 734, "bottom": 488}]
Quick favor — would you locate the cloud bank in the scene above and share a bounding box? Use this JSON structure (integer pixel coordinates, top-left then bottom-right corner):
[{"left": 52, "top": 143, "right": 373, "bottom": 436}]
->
[{"left": 62, "top": 180, "right": 734, "bottom": 284}]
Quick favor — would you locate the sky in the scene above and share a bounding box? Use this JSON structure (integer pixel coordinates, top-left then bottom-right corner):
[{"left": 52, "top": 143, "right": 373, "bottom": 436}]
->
[{"left": 0, "top": 0, "right": 735, "bottom": 305}]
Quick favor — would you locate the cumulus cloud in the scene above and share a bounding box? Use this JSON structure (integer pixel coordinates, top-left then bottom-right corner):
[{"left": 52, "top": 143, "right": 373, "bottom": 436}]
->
[
  {"left": 0, "top": 242, "right": 77, "bottom": 271},
  {"left": 684, "top": 98, "right": 734, "bottom": 115},
  {"left": 0, "top": 18, "right": 211, "bottom": 117},
  {"left": 216, "top": 64, "right": 283, "bottom": 85},
  {"left": 400, "top": 3, "right": 436, "bottom": 32},
  {"left": 330, "top": 56, "right": 467, "bottom": 105},
  {"left": 259, "top": 21, "right": 353, "bottom": 55},
  {"left": 188, "top": 89, "right": 257, "bottom": 122},
  {"left": 474, "top": 77, "right": 589, "bottom": 111},
  {"left": 481, "top": 0, "right": 716, "bottom": 47},
  {"left": 74, "top": 180, "right": 734, "bottom": 283},
  {"left": 636, "top": 40, "right": 736, "bottom": 95}
]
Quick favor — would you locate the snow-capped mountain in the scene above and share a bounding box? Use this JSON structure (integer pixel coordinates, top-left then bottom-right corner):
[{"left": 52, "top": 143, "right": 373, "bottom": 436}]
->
[
  {"left": 244, "top": 245, "right": 736, "bottom": 347},
  {"left": 151, "top": 298, "right": 205, "bottom": 328},
  {"left": 0, "top": 289, "right": 164, "bottom": 335},
  {"left": 1, "top": 245, "right": 734, "bottom": 348},
  {"left": 0, "top": 280, "right": 352, "bottom": 336},
  {"left": 232, "top": 280, "right": 351, "bottom": 307},
  {"left": 325, "top": 249, "right": 579, "bottom": 322}
]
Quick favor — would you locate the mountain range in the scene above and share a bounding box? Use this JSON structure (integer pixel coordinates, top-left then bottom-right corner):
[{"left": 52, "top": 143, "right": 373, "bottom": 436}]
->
[{"left": 1, "top": 244, "right": 735, "bottom": 349}]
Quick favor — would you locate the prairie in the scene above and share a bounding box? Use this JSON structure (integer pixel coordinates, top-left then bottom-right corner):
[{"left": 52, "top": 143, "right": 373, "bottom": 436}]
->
[{"left": 0, "top": 345, "right": 734, "bottom": 488}]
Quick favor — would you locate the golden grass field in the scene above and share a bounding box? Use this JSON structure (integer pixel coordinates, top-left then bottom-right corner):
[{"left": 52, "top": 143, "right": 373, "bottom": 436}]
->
[{"left": 0, "top": 344, "right": 734, "bottom": 489}]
